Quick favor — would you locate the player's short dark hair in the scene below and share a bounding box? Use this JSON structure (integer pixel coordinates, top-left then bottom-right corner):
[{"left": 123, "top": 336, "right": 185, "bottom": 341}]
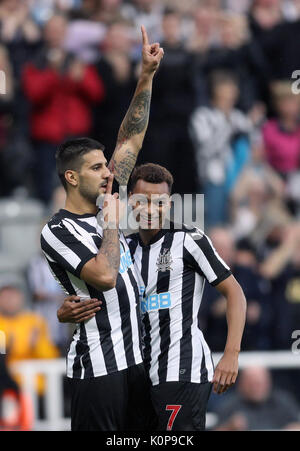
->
[
  {"left": 56, "top": 137, "right": 105, "bottom": 190},
  {"left": 129, "top": 163, "right": 174, "bottom": 193}
]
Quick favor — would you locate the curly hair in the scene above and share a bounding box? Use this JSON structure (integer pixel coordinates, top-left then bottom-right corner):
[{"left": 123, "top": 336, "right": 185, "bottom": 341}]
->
[{"left": 129, "top": 163, "right": 174, "bottom": 193}]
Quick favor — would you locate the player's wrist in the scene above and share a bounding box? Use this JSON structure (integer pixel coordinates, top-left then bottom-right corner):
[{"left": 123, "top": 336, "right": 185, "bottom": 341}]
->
[
  {"left": 140, "top": 67, "right": 156, "bottom": 80},
  {"left": 224, "top": 347, "right": 240, "bottom": 356},
  {"left": 102, "top": 221, "right": 119, "bottom": 230}
]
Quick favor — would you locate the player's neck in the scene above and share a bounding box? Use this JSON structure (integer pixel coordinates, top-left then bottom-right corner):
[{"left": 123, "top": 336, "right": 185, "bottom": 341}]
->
[
  {"left": 139, "top": 228, "right": 161, "bottom": 246},
  {"left": 64, "top": 194, "right": 98, "bottom": 216}
]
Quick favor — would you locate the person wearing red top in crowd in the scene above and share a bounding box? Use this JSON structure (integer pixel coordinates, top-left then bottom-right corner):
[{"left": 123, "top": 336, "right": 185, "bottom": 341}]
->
[{"left": 23, "top": 14, "right": 105, "bottom": 204}]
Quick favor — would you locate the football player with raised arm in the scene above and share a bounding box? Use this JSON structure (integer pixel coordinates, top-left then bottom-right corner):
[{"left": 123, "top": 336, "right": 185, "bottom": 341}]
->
[{"left": 41, "top": 27, "right": 163, "bottom": 431}]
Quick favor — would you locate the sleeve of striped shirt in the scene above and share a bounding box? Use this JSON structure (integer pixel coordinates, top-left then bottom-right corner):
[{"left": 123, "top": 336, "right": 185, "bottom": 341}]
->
[
  {"left": 183, "top": 229, "right": 231, "bottom": 286},
  {"left": 40, "top": 222, "right": 98, "bottom": 279}
]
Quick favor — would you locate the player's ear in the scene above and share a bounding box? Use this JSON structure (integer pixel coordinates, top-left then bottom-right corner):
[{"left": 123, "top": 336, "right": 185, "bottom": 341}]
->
[{"left": 65, "top": 170, "right": 78, "bottom": 188}]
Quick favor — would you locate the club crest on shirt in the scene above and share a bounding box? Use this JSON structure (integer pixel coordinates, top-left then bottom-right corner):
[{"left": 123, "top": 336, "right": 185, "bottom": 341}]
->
[{"left": 156, "top": 249, "right": 173, "bottom": 272}]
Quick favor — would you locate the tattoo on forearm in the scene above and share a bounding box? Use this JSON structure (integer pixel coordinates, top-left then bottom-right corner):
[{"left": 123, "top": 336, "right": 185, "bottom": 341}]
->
[
  {"left": 100, "top": 229, "right": 120, "bottom": 275},
  {"left": 117, "top": 89, "right": 151, "bottom": 143},
  {"left": 110, "top": 149, "right": 138, "bottom": 186},
  {"left": 108, "top": 89, "right": 152, "bottom": 185}
]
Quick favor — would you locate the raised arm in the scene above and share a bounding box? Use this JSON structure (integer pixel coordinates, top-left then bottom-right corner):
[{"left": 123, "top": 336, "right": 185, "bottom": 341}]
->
[{"left": 108, "top": 25, "right": 164, "bottom": 186}]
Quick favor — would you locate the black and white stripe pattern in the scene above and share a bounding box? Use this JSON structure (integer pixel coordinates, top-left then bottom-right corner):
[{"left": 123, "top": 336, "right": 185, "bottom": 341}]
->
[
  {"left": 41, "top": 209, "right": 143, "bottom": 379},
  {"left": 128, "top": 223, "right": 231, "bottom": 386}
]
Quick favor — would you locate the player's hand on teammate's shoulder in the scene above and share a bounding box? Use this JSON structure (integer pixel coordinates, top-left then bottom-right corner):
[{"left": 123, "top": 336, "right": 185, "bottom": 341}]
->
[
  {"left": 141, "top": 25, "right": 164, "bottom": 75},
  {"left": 212, "top": 349, "right": 239, "bottom": 395},
  {"left": 57, "top": 295, "right": 102, "bottom": 323}
]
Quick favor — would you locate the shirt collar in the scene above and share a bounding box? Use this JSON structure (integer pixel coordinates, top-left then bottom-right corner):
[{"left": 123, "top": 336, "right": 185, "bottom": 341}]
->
[
  {"left": 138, "top": 220, "right": 174, "bottom": 247},
  {"left": 58, "top": 209, "right": 100, "bottom": 219}
]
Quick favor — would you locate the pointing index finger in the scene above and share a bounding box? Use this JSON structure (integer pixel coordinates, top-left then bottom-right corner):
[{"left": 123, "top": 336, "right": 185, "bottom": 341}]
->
[
  {"left": 141, "top": 25, "right": 149, "bottom": 46},
  {"left": 105, "top": 173, "right": 114, "bottom": 196}
]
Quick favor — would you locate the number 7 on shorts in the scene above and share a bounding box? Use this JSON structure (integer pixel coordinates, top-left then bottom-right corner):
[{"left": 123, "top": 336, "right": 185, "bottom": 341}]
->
[{"left": 166, "top": 404, "right": 182, "bottom": 431}]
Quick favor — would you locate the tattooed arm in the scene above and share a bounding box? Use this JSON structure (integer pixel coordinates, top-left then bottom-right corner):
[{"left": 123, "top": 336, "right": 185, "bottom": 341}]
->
[
  {"left": 108, "top": 87, "right": 151, "bottom": 186},
  {"left": 80, "top": 175, "right": 120, "bottom": 291},
  {"left": 57, "top": 225, "right": 120, "bottom": 321},
  {"left": 80, "top": 228, "right": 120, "bottom": 291},
  {"left": 108, "top": 26, "right": 164, "bottom": 186}
]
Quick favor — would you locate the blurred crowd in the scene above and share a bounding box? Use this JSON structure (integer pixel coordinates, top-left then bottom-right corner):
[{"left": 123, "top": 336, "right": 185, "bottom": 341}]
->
[{"left": 0, "top": 0, "right": 300, "bottom": 430}]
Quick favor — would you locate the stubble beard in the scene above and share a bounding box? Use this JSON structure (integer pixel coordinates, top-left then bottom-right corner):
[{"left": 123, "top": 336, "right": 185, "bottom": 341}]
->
[{"left": 78, "top": 179, "right": 99, "bottom": 205}]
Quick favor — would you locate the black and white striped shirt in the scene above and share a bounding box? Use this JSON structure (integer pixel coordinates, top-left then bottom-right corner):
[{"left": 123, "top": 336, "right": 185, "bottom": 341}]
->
[
  {"left": 41, "top": 209, "right": 143, "bottom": 379},
  {"left": 127, "top": 222, "right": 231, "bottom": 386}
]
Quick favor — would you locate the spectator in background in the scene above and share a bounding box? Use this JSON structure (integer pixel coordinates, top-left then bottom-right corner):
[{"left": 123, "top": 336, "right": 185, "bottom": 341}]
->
[
  {"left": 68, "top": 0, "right": 101, "bottom": 20},
  {"left": 200, "top": 12, "right": 269, "bottom": 111},
  {"left": 214, "top": 366, "right": 300, "bottom": 430},
  {"left": 0, "top": 44, "right": 16, "bottom": 196},
  {"left": 0, "top": 285, "right": 59, "bottom": 397},
  {"left": 94, "top": 0, "right": 125, "bottom": 24},
  {"left": 122, "top": 0, "right": 164, "bottom": 43},
  {"left": 251, "top": 1, "right": 300, "bottom": 83},
  {"left": 0, "top": 353, "right": 33, "bottom": 431},
  {"left": 259, "top": 222, "right": 300, "bottom": 349},
  {"left": 249, "top": 0, "right": 283, "bottom": 35},
  {"left": 23, "top": 14, "right": 105, "bottom": 204},
  {"left": 247, "top": 1, "right": 285, "bottom": 108},
  {"left": 285, "top": 170, "right": 300, "bottom": 218},
  {"left": 263, "top": 81, "right": 300, "bottom": 179},
  {"left": 143, "top": 8, "right": 197, "bottom": 194},
  {"left": 162, "top": 0, "right": 199, "bottom": 16},
  {"left": 27, "top": 252, "right": 69, "bottom": 354},
  {"left": 0, "top": 44, "right": 13, "bottom": 100},
  {"left": 30, "top": 0, "right": 81, "bottom": 24},
  {"left": 93, "top": 20, "right": 136, "bottom": 158},
  {"left": 230, "top": 130, "right": 286, "bottom": 240},
  {"left": 257, "top": 222, "right": 300, "bottom": 400},
  {"left": 0, "top": 0, "right": 41, "bottom": 78},
  {"left": 184, "top": 3, "right": 219, "bottom": 108},
  {"left": 0, "top": 0, "right": 41, "bottom": 172},
  {"left": 201, "top": 228, "right": 272, "bottom": 352},
  {"left": 0, "top": 43, "right": 33, "bottom": 198},
  {"left": 233, "top": 238, "right": 272, "bottom": 350},
  {"left": 64, "top": 1, "right": 107, "bottom": 64},
  {"left": 189, "top": 70, "right": 257, "bottom": 227},
  {"left": 26, "top": 187, "right": 69, "bottom": 353},
  {"left": 186, "top": 3, "right": 219, "bottom": 55}
]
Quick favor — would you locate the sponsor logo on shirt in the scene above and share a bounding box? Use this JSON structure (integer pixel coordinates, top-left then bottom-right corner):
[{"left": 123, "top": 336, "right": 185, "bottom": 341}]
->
[
  {"left": 139, "top": 286, "right": 171, "bottom": 313},
  {"left": 119, "top": 245, "right": 133, "bottom": 274}
]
